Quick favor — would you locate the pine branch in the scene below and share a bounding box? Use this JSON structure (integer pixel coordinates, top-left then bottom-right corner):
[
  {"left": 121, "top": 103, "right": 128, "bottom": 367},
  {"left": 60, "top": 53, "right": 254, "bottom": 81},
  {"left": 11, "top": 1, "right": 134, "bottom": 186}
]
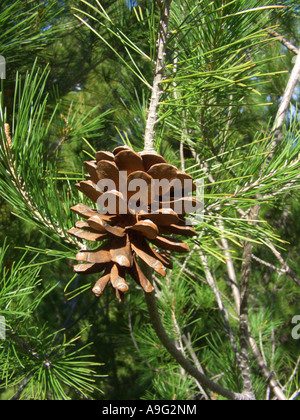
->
[
  {"left": 126, "top": 302, "right": 163, "bottom": 374},
  {"left": 270, "top": 52, "right": 300, "bottom": 149},
  {"left": 144, "top": 286, "right": 244, "bottom": 400},
  {"left": 48, "top": 113, "right": 72, "bottom": 158},
  {"left": 265, "top": 242, "right": 300, "bottom": 288},
  {"left": 181, "top": 333, "right": 210, "bottom": 400},
  {"left": 249, "top": 335, "right": 287, "bottom": 401},
  {"left": 141, "top": 0, "right": 244, "bottom": 399},
  {"left": 197, "top": 249, "right": 242, "bottom": 369},
  {"left": 11, "top": 372, "right": 37, "bottom": 401},
  {"left": 237, "top": 30, "right": 300, "bottom": 398},
  {"left": 206, "top": 164, "right": 241, "bottom": 311},
  {"left": 2, "top": 123, "right": 82, "bottom": 248},
  {"left": 3, "top": 124, "right": 51, "bottom": 228},
  {"left": 267, "top": 28, "right": 300, "bottom": 56},
  {"left": 143, "top": 0, "right": 172, "bottom": 153},
  {"left": 283, "top": 356, "right": 300, "bottom": 396},
  {"left": 188, "top": 149, "right": 241, "bottom": 310},
  {"left": 239, "top": 204, "right": 260, "bottom": 400},
  {"left": 187, "top": 146, "right": 292, "bottom": 399}
]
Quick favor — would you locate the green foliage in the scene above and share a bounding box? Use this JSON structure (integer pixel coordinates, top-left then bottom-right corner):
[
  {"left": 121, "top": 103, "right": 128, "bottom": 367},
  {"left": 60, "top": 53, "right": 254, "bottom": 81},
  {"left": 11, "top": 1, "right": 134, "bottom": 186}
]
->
[
  {"left": 0, "top": 61, "right": 111, "bottom": 245},
  {"left": 0, "top": 0, "right": 299, "bottom": 400},
  {"left": 0, "top": 0, "right": 67, "bottom": 71},
  {"left": 0, "top": 241, "right": 104, "bottom": 400}
]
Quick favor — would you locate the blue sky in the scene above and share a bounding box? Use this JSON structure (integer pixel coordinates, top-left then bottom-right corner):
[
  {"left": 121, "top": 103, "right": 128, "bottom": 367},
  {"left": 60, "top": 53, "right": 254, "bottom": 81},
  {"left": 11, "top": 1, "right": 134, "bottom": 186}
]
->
[{"left": 127, "top": 0, "right": 138, "bottom": 8}]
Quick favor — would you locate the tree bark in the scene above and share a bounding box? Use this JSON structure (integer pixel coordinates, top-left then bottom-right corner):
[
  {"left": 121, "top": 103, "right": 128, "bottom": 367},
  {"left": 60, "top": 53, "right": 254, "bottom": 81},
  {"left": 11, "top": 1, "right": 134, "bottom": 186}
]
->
[{"left": 144, "top": 0, "right": 172, "bottom": 153}]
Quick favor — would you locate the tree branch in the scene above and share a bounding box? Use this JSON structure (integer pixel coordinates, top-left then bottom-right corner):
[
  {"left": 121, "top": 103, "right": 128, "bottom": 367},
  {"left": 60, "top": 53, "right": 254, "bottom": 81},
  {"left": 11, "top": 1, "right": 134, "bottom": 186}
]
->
[
  {"left": 182, "top": 333, "right": 210, "bottom": 400},
  {"left": 144, "top": 287, "right": 245, "bottom": 400},
  {"left": 267, "top": 28, "right": 300, "bottom": 56},
  {"left": 239, "top": 204, "right": 260, "bottom": 400},
  {"left": 143, "top": 0, "right": 172, "bottom": 153},
  {"left": 249, "top": 335, "right": 287, "bottom": 400},
  {"left": 186, "top": 146, "right": 288, "bottom": 400},
  {"left": 3, "top": 123, "right": 83, "bottom": 248},
  {"left": 271, "top": 52, "right": 300, "bottom": 149},
  {"left": 265, "top": 241, "right": 300, "bottom": 288},
  {"left": 197, "top": 249, "right": 241, "bottom": 364},
  {"left": 237, "top": 35, "right": 300, "bottom": 398}
]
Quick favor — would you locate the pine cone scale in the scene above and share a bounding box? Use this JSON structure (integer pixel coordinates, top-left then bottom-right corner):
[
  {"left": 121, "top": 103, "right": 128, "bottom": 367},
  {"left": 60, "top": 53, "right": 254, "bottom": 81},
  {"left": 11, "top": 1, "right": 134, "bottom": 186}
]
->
[
  {"left": 130, "top": 236, "right": 167, "bottom": 277},
  {"left": 68, "top": 227, "right": 108, "bottom": 242},
  {"left": 74, "top": 263, "right": 106, "bottom": 275},
  {"left": 129, "top": 257, "right": 153, "bottom": 293},
  {"left": 110, "top": 236, "right": 133, "bottom": 268},
  {"left": 92, "top": 273, "right": 111, "bottom": 297},
  {"left": 150, "top": 235, "right": 190, "bottom": 253},
  {"left": 114, "top": 149, "right": 144, "bottom": 174},
  {"left": 76, "top": 249, "right": 111, "bottom": 264},
  {"left": 127, "top": 220, "right": 159, "bottom": 240}
]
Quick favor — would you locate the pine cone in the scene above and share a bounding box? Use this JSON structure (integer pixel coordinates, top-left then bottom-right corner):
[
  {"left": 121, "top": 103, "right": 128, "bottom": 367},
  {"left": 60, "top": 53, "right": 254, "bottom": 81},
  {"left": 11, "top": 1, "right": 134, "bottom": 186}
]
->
[{"left": 68, "top": 146, "right": 198, "bottom": 301}]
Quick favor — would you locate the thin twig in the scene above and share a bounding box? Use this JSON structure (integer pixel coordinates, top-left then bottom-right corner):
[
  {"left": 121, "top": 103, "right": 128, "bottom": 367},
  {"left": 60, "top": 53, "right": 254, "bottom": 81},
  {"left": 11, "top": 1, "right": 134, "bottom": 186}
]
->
[
  {"left": 289, "top": 389, "right": 300, "bottom": 401},
  {"left": 251, "top": 254, "right": 286, "bottom": 275},
  {"left": 197, "top": 249, "right": 242, "bottom": 367},
  {"left": 270, "top": 52, "right": 300, "bottom": 151},
  {"left": 237, "top": 207, "right": 300, "bottom": 287},
  {"left": 203, "top": 165, "right": 241, "bottom": 310},
  {"left": 48, "top": 113, "right": 72, "bottom": 157},
  {"left": 218, "top": 221, "right": 241, "bottom": 311},
  {"left": 171, "top": 47, "right": 186, "bottom": 171},
  {"left": 266, "top": 241, "right": 300, "bottom": 287},
  {"left": 180, "top": 129, "right": 186, "bottom": 172},
  {"left": 190, "top": 150, "right": 241, "bottom": 310},
  {"left": 249, "top": 334, "right": 287, "bottom": 400},
  {"left": 170, "top": 294, "right": 186, "bottom": 379},
  {"left": 11, "top": 372, "right": 37, "bottom": 400},
  {"left": 171, "top": 255, "right": 240, "bottom": 320},
  {"left": 283, "top": 356, "right": 300, "bottom": 395},
  {"left": 182, "top": 333, "right": 210, "bottom": 400},
  {"left": 221, "top": 94, "right": 233, "bottom": 155},
  {"left": 267, "top": 28, "right": 300, "bottom": 56}
]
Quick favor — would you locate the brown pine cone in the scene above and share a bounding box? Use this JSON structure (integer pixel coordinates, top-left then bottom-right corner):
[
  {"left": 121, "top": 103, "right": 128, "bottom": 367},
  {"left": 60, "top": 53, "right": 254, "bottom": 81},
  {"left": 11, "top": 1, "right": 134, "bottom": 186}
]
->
[{"left": 68, "top": 146, "right": 198, "bottom": 301}]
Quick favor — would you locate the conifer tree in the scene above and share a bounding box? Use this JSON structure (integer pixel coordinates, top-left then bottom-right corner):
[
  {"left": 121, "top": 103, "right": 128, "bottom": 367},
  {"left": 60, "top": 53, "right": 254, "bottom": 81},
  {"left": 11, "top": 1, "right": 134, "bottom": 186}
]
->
[{"left": 0, "top": 0, "right": 299, "bottom": 400}]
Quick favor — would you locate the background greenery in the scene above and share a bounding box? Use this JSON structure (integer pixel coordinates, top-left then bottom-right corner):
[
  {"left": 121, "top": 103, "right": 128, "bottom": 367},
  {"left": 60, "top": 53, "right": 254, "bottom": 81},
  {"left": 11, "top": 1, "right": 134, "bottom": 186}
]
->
[{"left": 0, "top": 0, "right": 299, "bottom": 400}]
